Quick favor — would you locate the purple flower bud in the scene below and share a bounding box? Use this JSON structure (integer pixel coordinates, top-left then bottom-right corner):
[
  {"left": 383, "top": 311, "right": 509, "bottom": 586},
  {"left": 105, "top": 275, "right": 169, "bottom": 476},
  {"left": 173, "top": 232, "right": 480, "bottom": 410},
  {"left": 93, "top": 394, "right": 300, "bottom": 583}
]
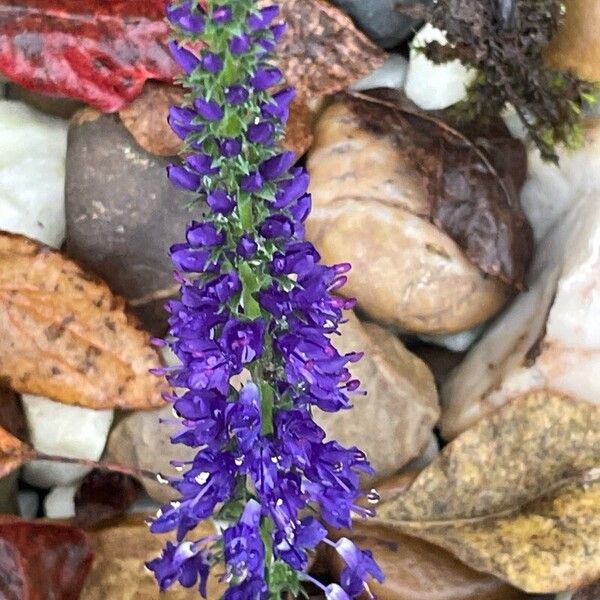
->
[
  {"left": 167, "top": 164, "right": 201, "bottom": 191},
  {"left": 186, "top": 221, "right": 224, "bottom": 247},
  {"left": 237, "top": 234, "right": 258, "bottom": 259},
  {"left": 247, "top": 5, "right": 280, "bottom": 31},
  {"left": 259, "top": 214, "right": 294, "bottom": 239},
  {"left": 250, "top": 67, "right": 283, "bottom": 91},
  {"left": 229, "top": 34, "right": 251, "bottom": 55},
  {"left": 259, "top": 152, "right": 295, "bottom": 180},
  {"left": 274, "top": 169, "right": 310, "bottom": 208},
  {"left": 186, "top": 153, "right": 219, "bottom": 175},
  {"left": 168, "top": 41, "right": 201, "bottom": 74},
  {"left": 225, "top": 85, "right": 249, "bottom": 106},
  {"left": 289, "top": 193, "right": 312, "bottom": 223},
  {"left": 261, "top": 87, "right": 296, "bottom": 120},
  {"left": 248, "top": 122, "right": 275, "bottom": 145},
  {"left": 325, "top": 584, "right": 351, "bottom": 600},
  {"left": 207, "top": 189, "right": 235, "bottom": 214},
  {"left": 241, "top": 172, "right": 264, "bottom": 192},
  {"left": 202, "top": 51, "right": 224, "bottom": 73},
  {"left": 167, "top": 2, "right": 205, "bottom": 33},
  {"left": 168, "top": 106, "right": 202, "bottom": 140},
  {"left": 212, "top": 5, "right": 233, "bottom": 24},
  {"left": 219, "top": 137, "right": 242, "bottom": 157},
  {"left": 271, "top": 22, "right": 287, "bottom": 41},
  {"left": 194, "top": 98, "right": 224, "bottom": 121},
  {"left": 170, "top": 243, "right": 211, "bottom": 272}
]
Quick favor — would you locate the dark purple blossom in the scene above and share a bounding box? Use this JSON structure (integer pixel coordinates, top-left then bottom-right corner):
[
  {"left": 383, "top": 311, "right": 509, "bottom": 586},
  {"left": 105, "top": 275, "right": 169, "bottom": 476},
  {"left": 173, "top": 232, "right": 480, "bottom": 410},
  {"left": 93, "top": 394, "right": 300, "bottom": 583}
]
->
[
  {"left": 220, "top": 319, "right": 265, "bottom": 366},
  {"left": 168, "top": 165, "right": 201, "bottom": 191},
  {"left": 194, "top": 98, "right": 224, "bottom": 121},
  {"left": 250, "top": 67, "right": 283, "bottom": 91},
  {"left": 207, "top": 189, "right": 235, "bottom": 214},
  {"left": 237, "top": 234, "right": 258, "bottom": 258},
  {"left": 168, "top": 41, "right": 201, "bottom": 73},
  {"left": 202, "top": 51, "right": 224, "bottom": 73},
  {"left": 225, "top": 85, "right": 250, "bottom": 105}
]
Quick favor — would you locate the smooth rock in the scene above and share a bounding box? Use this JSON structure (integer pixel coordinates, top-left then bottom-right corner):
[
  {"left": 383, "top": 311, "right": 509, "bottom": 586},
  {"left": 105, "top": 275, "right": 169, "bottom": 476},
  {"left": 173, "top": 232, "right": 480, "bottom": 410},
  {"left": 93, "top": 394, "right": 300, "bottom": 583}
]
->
[
  {"left": 521, "top": 117, "right": 600, "bottom": 241},
  {"left": 65, "top": 110, "right": 198, "bottom": 335},
  {"left": 44, "top": 485, "right": 77, "bottom": 519},
  {"left": 327, "top": 522, "right": 527, "bottom": 600},
  {"left": 5, "top": 84, "right": 84, "bottom": 119},
  {"left": 0, "top": 101, "right": 68, "bottom": 248},
  {"left": 315, "top": 312, "right": 440, "bottom": 480},
  {"left": 442, "top": 191, "right": 600, "bottom": 439},
  {"left": 330, "top": 0, "right": 430, "bottom": 49},
  {"left": 352, "top": 54, "right": 408, "bottom": 92},
  {"left": 418, "top": 325, "right": 484, "bottom": 353},
  {"left": 307, "top": 100, "right": 511, "bottom": 334},
  {"left": 22, "top": 394, "right": 113, "bottom": 488},
  {"left": 17, "top": 491, "right": 40, "bottom": 520},
  {"left": 405, "top": 24, "right": 477, "bottom": 110}
]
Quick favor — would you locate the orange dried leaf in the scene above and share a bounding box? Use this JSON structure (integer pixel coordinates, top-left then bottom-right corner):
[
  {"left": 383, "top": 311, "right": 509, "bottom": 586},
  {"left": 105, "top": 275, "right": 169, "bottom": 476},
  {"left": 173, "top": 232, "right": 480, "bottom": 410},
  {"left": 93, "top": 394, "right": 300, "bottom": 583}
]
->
[
  {"left": 0, "top": 232, "right": 166, "bottom": 410},
  {"left": 0, "top": 426, "right": 34, "bottom": 478}
]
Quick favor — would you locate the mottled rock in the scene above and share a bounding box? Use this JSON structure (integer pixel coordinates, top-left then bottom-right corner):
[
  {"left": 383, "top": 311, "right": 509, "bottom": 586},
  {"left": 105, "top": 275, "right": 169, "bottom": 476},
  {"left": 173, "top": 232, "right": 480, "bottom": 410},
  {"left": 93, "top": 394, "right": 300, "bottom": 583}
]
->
[
  {"left": 0, "top": 101, "right": 68, "bottom": 248},
  {"left": 405, "top": 24, "right": 476, "bottom": 110},
  {"left": 442, "top": 191, "right": 600, "bottom": 439},
  {"left": 331, "top": 0, "right": 431, "bottom": 49},
  {"left": 316, "top": 312, "right": 439, "bottom": 480},
  {"left": 22, "top": 394, "right": 113, "bottom": 488},
  {"left": 65, "top": 110, "right": 197, "bottom": 334}
]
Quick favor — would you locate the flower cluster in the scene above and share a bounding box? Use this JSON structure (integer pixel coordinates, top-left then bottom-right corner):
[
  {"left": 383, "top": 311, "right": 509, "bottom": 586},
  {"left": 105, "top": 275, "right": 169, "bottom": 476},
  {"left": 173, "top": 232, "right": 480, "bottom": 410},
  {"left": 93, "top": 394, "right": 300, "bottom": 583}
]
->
[{"left": 148, "top": 1, "right": 383, "bottom": 598}]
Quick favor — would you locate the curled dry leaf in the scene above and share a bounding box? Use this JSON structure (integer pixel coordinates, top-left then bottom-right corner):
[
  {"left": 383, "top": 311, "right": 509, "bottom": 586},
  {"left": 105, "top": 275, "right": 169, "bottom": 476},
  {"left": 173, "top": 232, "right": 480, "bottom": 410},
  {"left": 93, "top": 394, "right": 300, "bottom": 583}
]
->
[
  {"left": 326, "top": 522, "right": 527, "bottom": 600},
  {"left": 81, "top": 516, "right": 227, "bottom": 599},
  {"left": 119, "top": 84, "right": 315, "bottom": 158},
  {"left": 0, "top": 232, "right": 166, "bottom": 410},
  {"left": 0, "top": 426, "right": 34, "bottom": 479},
  {"left": 0, "top": 516, "right": 94, "bottom": 600},
  {"left": 371, "top": 391, "right": 600, "bottom": 592}
]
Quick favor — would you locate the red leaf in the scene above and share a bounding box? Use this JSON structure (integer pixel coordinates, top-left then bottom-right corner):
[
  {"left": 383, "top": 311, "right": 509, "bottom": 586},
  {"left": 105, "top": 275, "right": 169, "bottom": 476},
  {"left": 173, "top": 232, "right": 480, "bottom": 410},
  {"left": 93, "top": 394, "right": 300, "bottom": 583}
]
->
[
  {"left": 0, "top": 0, "right": 177, "bottom": 112},
  {"left": 0, "top": 517, "right": 94, "bottom": 600}
]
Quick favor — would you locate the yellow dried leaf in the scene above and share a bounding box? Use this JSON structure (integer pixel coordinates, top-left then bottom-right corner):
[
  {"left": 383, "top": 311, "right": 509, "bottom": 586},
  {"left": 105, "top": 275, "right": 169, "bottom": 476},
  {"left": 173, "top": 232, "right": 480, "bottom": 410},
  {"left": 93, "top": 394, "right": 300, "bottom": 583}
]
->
[
  {"left": 0, "top": 233, "right": 166, "bottom": 410},
  {"left": 370, "top": 391, "right": 600, "bottom": 592}
]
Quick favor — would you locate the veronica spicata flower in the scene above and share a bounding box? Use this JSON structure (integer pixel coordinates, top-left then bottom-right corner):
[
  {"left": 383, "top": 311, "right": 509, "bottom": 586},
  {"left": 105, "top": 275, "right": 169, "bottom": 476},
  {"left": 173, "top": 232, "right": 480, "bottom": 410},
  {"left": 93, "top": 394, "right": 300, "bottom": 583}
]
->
[{"left": 148, "top": 1, "right": 383, "bottom": 597}]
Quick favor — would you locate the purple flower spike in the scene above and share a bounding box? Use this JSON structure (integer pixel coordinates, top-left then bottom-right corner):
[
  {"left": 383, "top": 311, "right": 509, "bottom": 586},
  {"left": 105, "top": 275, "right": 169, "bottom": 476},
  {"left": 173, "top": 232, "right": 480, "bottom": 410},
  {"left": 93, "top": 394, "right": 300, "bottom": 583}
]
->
[
  {"left": 241, "top": 172, "right": 264, "bottom": 192},
  {"left": 168, "top": 41, "right": 201, "bottom": 74},
  {"left": 202, "top": 51, "right": 224, "bottom": 73},
  {"left": 167, "top": 165, "right": 201, "bottom": 191},
  {"left": 248, "top": 122, "right": 275, "bottom": 145},
  {"left": 260, "top": 151, "right": 296, "bottom": 180},
  {"left": 194, "top": 98, "right": 224, "bottom": 122},
  {"left": 250, "top": 67, "right": 283, "bottom": 91},
  {"left": 207, "top": 189, "right": 235, "bottom": 214}
]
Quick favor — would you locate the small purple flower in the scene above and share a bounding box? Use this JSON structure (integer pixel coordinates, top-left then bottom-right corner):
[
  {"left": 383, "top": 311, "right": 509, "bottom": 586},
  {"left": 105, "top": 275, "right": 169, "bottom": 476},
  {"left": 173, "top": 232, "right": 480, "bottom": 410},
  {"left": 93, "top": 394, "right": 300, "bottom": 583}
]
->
[
  {"left": 220, "top": 319, "right": 265, "bottom": 366},
  {"left": 167, "top": 165, "right": 201, "bottom": 191},
  {"left": 248, "top": 121, "right": 275, "bottom": 145},
  {"left": 187, "top": 221, "right": 224, "bottom": 247},
  {"left": 237, "top": 234, "right": 258, "bottom": 258},
  {"left": 212, "top": 5, "right": 233, "bottom": 24},
  {"left": 194, "top": 98, "right": 224, "bottom": 121},
  {"left": 170, "top": 243, "right": 211, "bottom": 272},
  {"left": 261, "top": 87, "right": 296, "bottom": 120},
  {"left": 259, "top": 214, "right": 294, "bottom": 239},
  {"left": 168, "top": 41, "right": 201, "bottom": 73},
  {"left": 168, "top": 106, "right": 203, "bottom": 140},
  {"left": 250, "top": 67, "right": 283, "bottom": 91},
  {"left": 202, "top": 51, "right": 224, "bottom": 73},
  {"left": 325, "top": 584, "right": 351, "bottom": 600},
  {"left": 207, "top": 189, "right": 235, "bottom": 214},
  {"left": 230, "top": 34, "right": 251, "bottom": 55},
  {"left": 226, "top": 382, "right": 261, "bottom": 451},
  {"left": 241, "top": 172, "right": 264, "bottom": 192},
  {"left": 335, "top": 538, "right": 385, "bottom": 597},
  {"left": 167, "top": 2, "right": 205, "bottom": 34},
  {"left": 260, "top": 151, "right": 295, "bottom": 180},
  {"left": 219, "top": 137, "right": 242, "bottom": 157},
  {"left": 247, "top": 5, "right": 280, "bottom": 31},
  {"left": 274, "top": 168, "right": 310, "bottom": 208},
  {"left": 225, "top": 85, "right": 250, "bottom": 106},
  {"left": 186, "top": 153, "right": 219, "bottom": 175}
]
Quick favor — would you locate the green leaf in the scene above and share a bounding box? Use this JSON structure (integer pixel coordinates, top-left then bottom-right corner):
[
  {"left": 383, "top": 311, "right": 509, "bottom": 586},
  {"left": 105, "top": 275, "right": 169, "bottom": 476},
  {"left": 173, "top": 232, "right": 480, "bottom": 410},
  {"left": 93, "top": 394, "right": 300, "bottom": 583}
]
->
[
  {"left": 239, "top": 262, "right": 262, "bottom": 319},
  {"left": 260, "top": 382, "right": 274, "bottom": 435}
]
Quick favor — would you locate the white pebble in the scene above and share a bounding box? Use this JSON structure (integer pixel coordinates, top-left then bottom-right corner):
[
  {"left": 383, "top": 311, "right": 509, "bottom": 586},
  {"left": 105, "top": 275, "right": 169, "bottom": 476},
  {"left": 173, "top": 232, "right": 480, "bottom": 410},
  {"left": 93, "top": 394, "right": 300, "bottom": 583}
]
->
[
  {"left": 352, "top": 54, "right": 408, "bottom": 92},
  {"left": 22, "top": 394, "right": 113, "bottom": 488},
  {"left": 44, "top": 484, "right": 78, "bottom": 519},
  {"left": 0, "top": 101, "right": 68, "bottom": 248}
]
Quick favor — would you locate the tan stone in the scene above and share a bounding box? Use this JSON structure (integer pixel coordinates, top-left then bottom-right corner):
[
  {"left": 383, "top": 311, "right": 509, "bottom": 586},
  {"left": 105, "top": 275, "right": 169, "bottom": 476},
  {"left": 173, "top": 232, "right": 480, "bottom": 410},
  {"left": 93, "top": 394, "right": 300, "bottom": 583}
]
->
[{"left": 306, "top": 102, "right": 510, "bottom": 335}]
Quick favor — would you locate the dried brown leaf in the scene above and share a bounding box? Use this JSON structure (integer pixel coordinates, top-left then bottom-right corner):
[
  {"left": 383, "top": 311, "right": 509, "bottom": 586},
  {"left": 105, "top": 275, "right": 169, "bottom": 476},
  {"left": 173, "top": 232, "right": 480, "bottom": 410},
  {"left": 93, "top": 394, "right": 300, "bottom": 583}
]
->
[
  {"left": 0, "top": 232, "right": 166, "bottom": 410},
  {"left": 370, "top": 391, "right": 600, "bottom": 592},
  {"left": 120, "top": 84, "right": 314, "bottom": 158},
  {"left": 0, "top": 426, "right": 33, "bottom": 478},
  {"left": 346, "top": 89, "right": 533, "bottom": 288}
]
